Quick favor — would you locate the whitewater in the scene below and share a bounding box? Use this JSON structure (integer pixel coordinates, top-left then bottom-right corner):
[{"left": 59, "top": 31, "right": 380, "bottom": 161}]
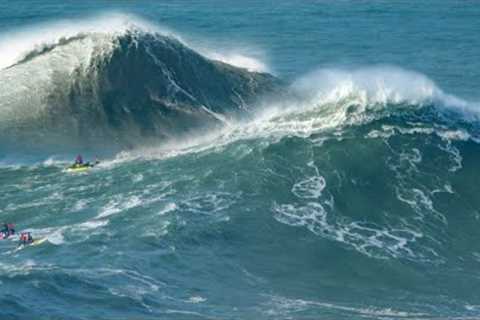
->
[{"left": 1, "top": 3, "right": 480, "bottom": 320}]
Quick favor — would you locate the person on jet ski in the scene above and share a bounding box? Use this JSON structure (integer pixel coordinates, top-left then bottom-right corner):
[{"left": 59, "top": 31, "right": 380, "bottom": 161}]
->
[
  {"left": 1, "top": 223, "right": 15, "bottom": 238},
  {"left": 19, "top": 232, "right": 33, "bottom": 245},
  {"left": 75, "top": 155, "right": 84, "bottom": 166},
  {"left": 71, "top": 155, "right": 99, "bottom": 169}
]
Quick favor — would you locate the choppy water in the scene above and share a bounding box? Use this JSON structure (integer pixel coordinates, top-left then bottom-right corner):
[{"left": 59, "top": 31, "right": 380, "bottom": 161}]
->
[{"left": 1, "top": 1, "right": 480, "bottom": 319}]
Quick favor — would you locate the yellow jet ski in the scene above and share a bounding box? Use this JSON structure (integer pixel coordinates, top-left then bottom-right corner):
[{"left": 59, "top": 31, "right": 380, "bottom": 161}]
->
[
  {"left": 66, "top": 164, "right": 92, "bottom": 173},
  {"left": 65, "top": 159, "right": 99, "bottom": 173}
]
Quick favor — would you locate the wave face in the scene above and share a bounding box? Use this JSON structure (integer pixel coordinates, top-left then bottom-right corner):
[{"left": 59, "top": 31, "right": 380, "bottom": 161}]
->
[{"left": 0, "top": 21, "right": 282, "bottom": 155}]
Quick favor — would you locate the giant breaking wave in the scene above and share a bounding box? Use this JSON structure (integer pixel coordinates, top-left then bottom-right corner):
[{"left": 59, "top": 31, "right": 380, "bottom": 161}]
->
[{"left": 0, "top": 15, "right": 282, "bottom": 155}]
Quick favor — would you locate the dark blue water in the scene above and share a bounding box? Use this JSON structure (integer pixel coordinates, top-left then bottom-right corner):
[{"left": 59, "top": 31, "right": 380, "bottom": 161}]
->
[{"left": 1, "top": 1, "right": 480, "bottom": 319}]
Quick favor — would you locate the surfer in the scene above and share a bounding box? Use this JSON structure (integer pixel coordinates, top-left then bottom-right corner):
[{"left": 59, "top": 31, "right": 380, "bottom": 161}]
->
[{"left": 19, "top": 232, "right": 33, "bottom": 245}]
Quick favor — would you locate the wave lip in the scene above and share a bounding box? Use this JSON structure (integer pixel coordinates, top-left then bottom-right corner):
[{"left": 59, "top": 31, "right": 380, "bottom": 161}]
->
[
  {"left": 290, "top": 66, "right": 480, "bottom": 125},
  {"left": 0, "top": 13, "right": 156, "bottom": 70},
  {"left": 293, "top": 67, "right": 440, "bottom": 106}
]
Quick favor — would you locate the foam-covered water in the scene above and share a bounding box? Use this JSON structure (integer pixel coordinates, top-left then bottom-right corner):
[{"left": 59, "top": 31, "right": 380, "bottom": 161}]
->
[{"left": 2, "top": 2, "right": 480, "bottom": 319}]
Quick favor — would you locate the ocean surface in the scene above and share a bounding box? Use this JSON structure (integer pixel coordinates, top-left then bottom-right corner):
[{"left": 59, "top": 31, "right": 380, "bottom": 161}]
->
[{"left": 1, "top": 1, "right": 480, "bottom": 319}]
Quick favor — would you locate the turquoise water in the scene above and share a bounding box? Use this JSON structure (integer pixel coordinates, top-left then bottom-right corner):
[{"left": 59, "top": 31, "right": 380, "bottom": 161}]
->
[{"left": 1, "top": 1, "right": 480, "bottom": 319}]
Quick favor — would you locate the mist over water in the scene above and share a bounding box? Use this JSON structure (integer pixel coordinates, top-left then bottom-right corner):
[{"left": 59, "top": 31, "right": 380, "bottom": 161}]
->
[{"left": 1, "top": 3, "right": 480, "bottom": 320}]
